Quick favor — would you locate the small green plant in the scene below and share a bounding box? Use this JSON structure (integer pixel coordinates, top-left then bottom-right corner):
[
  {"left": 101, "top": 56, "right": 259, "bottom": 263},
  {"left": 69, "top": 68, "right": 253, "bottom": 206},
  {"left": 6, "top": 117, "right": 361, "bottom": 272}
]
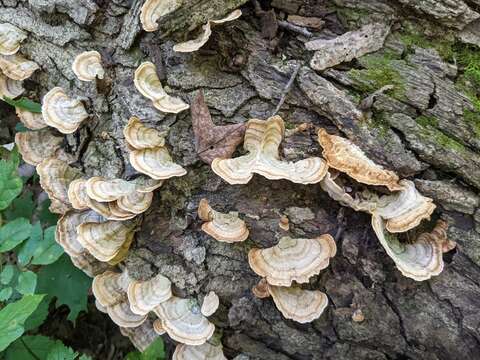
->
[{"left": 2, "top": 97, "right": 42, "bottom": 113}]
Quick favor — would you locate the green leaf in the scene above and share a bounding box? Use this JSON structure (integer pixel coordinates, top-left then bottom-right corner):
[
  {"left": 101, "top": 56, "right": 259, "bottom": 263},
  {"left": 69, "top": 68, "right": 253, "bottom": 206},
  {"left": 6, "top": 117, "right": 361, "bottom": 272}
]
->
[
  {"left": 46, "top": 341, "right": 78, "bottom": 360},
  {"left": 0, "top": 265, "right": 16, "bottom": 285},
  {"left": 0, "top": 287, "right": 13, "bottom": 301},
  {"left": 17, "top": 222, "right": 42, "bottom": 266},
  {"left": 0, "top": 150, "right": 23, "bottom": 211},
  {"left": 3, "top": 97, "right": 42, "bottom": 113},
  {"left": 0, "top": 218, "right": 32, "bottom": 252},
  {"left": 36, "top": 255, "right": 91, "bottom": 321},
  {"left": 38, "top": 199, "right": 59, "bottom": 228},
  {"left": 23, "top": 295, "right": 50, "bottom": 331},
  {"left": 15, "top": 271, "right": 37, "bottom": 295},
  {"left": 3, "top": 191, "right": 35, "bottom": 222},
  {"left": 125, "top": 338, "right": 166, "bottom": 360},
  {"left": 31, "top": 226, "right": 63, "bottom": 265},
  {"left": 79, "top": 355, "right": 93, "bottom": 360},
  {"left": 0, "top": 294, "right": 44, "bottom": 351},
  {"left": 5, "top": 335, "right": 56, "bottom": 360}
]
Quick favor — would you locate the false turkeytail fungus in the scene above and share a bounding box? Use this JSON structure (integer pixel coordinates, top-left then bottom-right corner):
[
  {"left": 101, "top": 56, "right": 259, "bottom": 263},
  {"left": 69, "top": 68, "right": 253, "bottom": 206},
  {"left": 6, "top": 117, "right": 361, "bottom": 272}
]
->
[{"left": 72, "top": 51, "right": 104, "bottom": 82}]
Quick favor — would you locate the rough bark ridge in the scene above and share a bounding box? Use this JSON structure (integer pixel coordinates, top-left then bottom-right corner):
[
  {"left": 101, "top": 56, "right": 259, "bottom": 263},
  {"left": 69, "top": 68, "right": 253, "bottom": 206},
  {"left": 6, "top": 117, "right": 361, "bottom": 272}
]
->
[{"left": 2, "top": 0, "right": 480, "bottom": 359}]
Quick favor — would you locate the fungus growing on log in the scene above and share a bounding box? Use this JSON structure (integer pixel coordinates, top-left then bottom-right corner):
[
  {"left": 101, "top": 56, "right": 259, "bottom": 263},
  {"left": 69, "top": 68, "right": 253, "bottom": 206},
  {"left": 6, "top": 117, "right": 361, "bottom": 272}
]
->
[
  {"left": 85, "top": 177, "right": 136, "bottom": 203},
  {"left": 72, "top": 50, "right": 104, "bottom": 82},
  {"left": 201, "top": 291, "right": 220, "bottom": 317},
  {"left": 248, "top": 234, "right": 336, "bottom": 286},
  {"left": 140, "top": 0, "right": 182, "bottom": 32},
  {"left": 0, "top": 23, "right": 27, "bottom": 55},
  {"left": 15, "top": 129, "right": 63, "bottom": 166},
  {"left": 129, "top": 147, "right": 187, "bottom": 180},
  {"left": 127, "top": 274, "right": 173, "bottom": 315},
  {"left": 0, "top": 54, "right": 39, "bottom": 80},
  {"left": 0, "top": 73, "right": 24, "bottom": 98},
  {"left": 70, "top": 251, "right": 110, "bottom": 278},
  {"left": 117, "top": 191, "right": 154, "bottom": 215},
  {"left": 67, "top": 179, "right": 90, "bottom": 210},
  {"left": 84, "top": 196, "right": 137, "bottom": 221},
  {"left": 173, "top": 342, "right": 227, "bottom": 360},
  {"left": 16, "top": 107, "right": 46, "bottom": 130},
  {"left": 197, "top": 198, "right": 249, "bottom": 243},
  {"left": 212, "top": 116, "right": 328, "bottom": 184},
  {"left": 124, "top": 117, "right": 166, "bottom": 149},
  {"left": 41, "top": 87, "right": 89, "bottom": 134}
]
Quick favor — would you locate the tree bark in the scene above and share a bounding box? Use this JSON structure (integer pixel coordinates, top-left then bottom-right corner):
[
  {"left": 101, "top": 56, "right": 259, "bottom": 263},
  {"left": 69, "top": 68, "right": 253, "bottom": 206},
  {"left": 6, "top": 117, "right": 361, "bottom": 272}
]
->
[{"left": 3, "top": 0, "right": 480, "bottom": 359}]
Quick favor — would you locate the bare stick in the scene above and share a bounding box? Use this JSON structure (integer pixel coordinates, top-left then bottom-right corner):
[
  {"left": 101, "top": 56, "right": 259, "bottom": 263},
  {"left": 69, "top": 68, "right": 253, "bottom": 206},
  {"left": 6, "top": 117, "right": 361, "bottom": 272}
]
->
[
  {"left": 278, "top": 20, "right": 313, "bottom": 38},
  {"left": 272, "top": 63, "right": 302, "bottom": 116}
]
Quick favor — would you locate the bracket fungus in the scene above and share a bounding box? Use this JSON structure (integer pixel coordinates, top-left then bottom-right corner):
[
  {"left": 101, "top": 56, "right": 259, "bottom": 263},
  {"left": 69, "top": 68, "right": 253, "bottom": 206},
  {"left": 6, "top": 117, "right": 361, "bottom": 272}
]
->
[
  {"left": 173, "top": 343, "right": 227, "bottom": 360},
  {"left": 197, "top": 199, "right": 249, "bottom": 243},
  {"left": 318, "top": 129, "right": 401, "bottom": 191},
  {"left": 154, "top": 297, "right": 215, "bottom": 346},
  {"left": 117, "top": 191, "right": 154, "bottom": 214},
  {"left": 85, "top": 177, "right": 136, "bottom": 203},
  {"left": 37, "top": 158, "right": 83, "bottom": 214},
  {"left": 77, "top": 220, "right": 137, "bottom": 263},
  {"left": 0, "top": 23, "right": 27, "bottom": 55},
  {"left": 129, "top": 147, "right": 187, "bottom": 180},
  {"left": 248, "top": 234, "right": 336, "bottom": 286},
  {"left": 140, "top": 0, "right": 182, "bottom": 32},
  {"left": 201, "top": 291, "right": 220, "bottom": 317},
  {"left": 72, "top": 51, "right": 104, "bottom": 82},
  {"left": 0, "top": 54, "right": 39, "bottom": 80},
  {"left": 68, "top": 179, "right": 90, "bottom": 211},
  {"left": 16, "top": 107, "right": 46, "bottom": 130},
  {"left": 212, "top": 116, "right": 328, "bottom": 185},
  {"left": 124, "top": 117, "right": 166, "bottom": 149},
  {"left": 42, "top": 87, "right": 89, "bottom": 134},
  {"left": 371, "top": 215, "right": 444, "bottom": 281},
  {"left": 85, "top": 197, "right": 137, "bottom": 221},
  {"left": 268, "top": 285, "right": 328, "bottom": 323},
  {"left": 134, "top": 62, "right": 189, "bottom": 113},
  {"left": 173, "top": 10, "right": 242, "bottom": 53},
  {"left": 0, "top": 74, "right": 24, "bottom": 98},
  {"left": 15, "top": 129, "right": 63, "bottom": 166},
  {"left": 153, "top": 319, "right": 166, "bottom": 335},
  {"left": 127, "top": 274, "right": 172, "bottom": 316},
  {"left": 70, "top": 251, "right": 110, "bottom": 278}
]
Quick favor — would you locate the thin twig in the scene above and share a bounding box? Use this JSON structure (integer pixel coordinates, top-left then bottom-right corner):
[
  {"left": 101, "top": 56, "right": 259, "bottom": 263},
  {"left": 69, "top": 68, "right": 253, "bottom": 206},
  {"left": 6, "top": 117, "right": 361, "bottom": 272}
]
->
[
  {"left": 278, "top": 20, "right": 313, "bottom": 38},
  {"left": 272, "top": 63, "right": 302, "bottom": 116}
]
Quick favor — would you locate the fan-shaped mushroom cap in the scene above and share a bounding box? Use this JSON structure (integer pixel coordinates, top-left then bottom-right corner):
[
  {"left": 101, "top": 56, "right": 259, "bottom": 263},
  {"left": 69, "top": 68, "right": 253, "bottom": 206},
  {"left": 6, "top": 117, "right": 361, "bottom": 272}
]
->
[
  {"left": 268, "top": 285, "right": 328, "bottom": 323},
  {"left": 371, "top": 215, "right": 443, "bottom": 281},
  {"left": 173, "top": 343, "right": 227, "bottom": 360},
  {"left": 212, "top": 116, "right": 328, "bottom": 185},
  {"left": 134, "top": 62, "right": 189, "bottom": 113},
  {"left": 153, "top": 319, "right": 166, "bottom": 335},
  {"left": 376, "top": 180, "right": 436, "bottom": 233},
  {"left": 130, "top": 177, "right": 164, "bottom": 193},
  {"left": 201, "top": 291, "right": 219, "bottom": 317},
  {"left": 56, "top": 210, "right": 105, "bottom": 257},
  {"left": 67, "top": 179, "right": 90, "bottom": 210},
  {"left": 129, "top": 147, "right": 187, "bottom": 180},
  {"left": 85, "top": 177, "right": 136, "bottom": 203},
  {"left": 154, "top": 297, "right": 215, "bottom": 346},
  {"left": 92, "top": 270, "right": 131, "bottom": 307},
  {"left": 0, "top": 54, "right": 39, "bottom": 80},
  {"left": 0, "top": 23, "right": 27, "bottom": 55},
  {"left": 16, "top": 108, "right": 46, "bottom": 130},
  {"left": 120, "top": 319, "right": 159, "bottom": 352},
  {"left": 117, "top": 191, "right": 153, "bottom": 214},
  {"left": 140, "top": 0, "right": 182, "bottom": 32},
  {"left": 70, "top": 252, "right": 111, "bottom": 277},
  {"left": 124, "top": 117, "right": 166, "bottom": 149},
  {"left": 77, "top": 220, "right": 137, "bottom": 263},
  {"left": 252, "top": 278, "right": 271, "bottom": 299},
  {"left": 0, "top": 73, "right": 24, "bottom": 98},
  {"left": 427, "top": 220, "right": 455, "bottom": 253},
  {"left": 318, "top": 129, "right": 401, "bottom": 191},
  {"left": 85, "top": 196, "right": 137, "bottom": 221},
  {"left": 173, "top": 10, "right": 242, "bottom": 53},
  {"left": 108, "top": 201, "right": 138, "bottom": 221},
  {"left": 72, "top": 51, "right": 104, "bottom": 82},
  {"left": 248, "top": 235, "right": 336, "bottom": 287},
  {"left": 37, "top": 158, "right": 83, "bottom": 214},
  {"left": 127, "top": 274, "right": 172, "bottom": 315},
  {"left": 198, "top": 199, "right": 249, "bottom": 243},
  {"left": 108, "top": 301, "right": 148, "bottom": 328},
  {"left": 15, "top": 129, "right": 63, "bottom": 165},
  {"left": 41, "top": 87, "right": 89, "bottom": 134}
]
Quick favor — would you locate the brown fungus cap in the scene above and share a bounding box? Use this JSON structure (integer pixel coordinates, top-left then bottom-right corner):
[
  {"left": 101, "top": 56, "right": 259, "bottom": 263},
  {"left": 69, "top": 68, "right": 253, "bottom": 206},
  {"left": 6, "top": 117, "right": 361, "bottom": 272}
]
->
[
  {"left": 0, "top": 54, "right": 39, "bottom": 80},
  {"left": 0, "top": 23, "right": 27, "bottom": 55},
  {"left": 16, "top": 107, "right": 46, "bottom": 130},
  {"left": 72, "top": 51, "right": 104, "bottom": 82},
  {"left": 0, "top": 73, "right": 24, "bottom": 98},
  {"left": 127, "top": 273, "right": 172, "bottom": 316},
  {"left": 173, "top": 343, "right": 227, "bottom": 360},
  {"left": 123, "top": 117, "right": 166, "bottom": 150},
  {"left": 15, "top": 129, "right": 63, "bottom": 166},
  {"left": 140, "top": 0, "right": 182, "bottom": 32},
  {"left": 129, "top": 147, "right": 187, "bottom": 180}
]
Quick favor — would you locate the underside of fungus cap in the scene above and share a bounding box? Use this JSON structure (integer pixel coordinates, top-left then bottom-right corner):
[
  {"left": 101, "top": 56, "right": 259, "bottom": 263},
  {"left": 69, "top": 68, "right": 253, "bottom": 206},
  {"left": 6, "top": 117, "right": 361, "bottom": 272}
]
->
[
  {"left": 140, "top": 0, "right": 182, "bottom": 32},
  {"left": 127, "top": 273, "right": 172, "bottom": 315},
  {"left": 123, "top": 117, "right": 166, "bottom": 150},
  {"left": 371, "top": 215, "right": 444, "bottom": 281},
  {"left": 119, "top": 318, "right": 159, "bottom": 352},
  {"left": 211, "top": 116, "right": 328, "bottom": 185},
  {"left": 173, "top": 342, "right": 227, "bottom": 360},
  {"left": 376, "top": 180, "right": 436, "bottom": 233},
  {"left": 0, "top": 73, "right": 24, "bottom": 98},
  {"left": 84, "top": 196, "right": 137, "bottom": 221},
  {"left": 201, "top": 291, "right": 219, "bottom": 317},
  {"left": 129, "top": 147, "right": 187, "bottom": 180},
  {"left": 37, "top": 158, "right": 83, "bottom": 214},
  {"left": 92, "top": 270, "right": 131, "bottom": 307},
  {"left": 198, "top": 199, "right": 249, "bottom": 243},
  {"left": 70, "top": 252, "right": 111, "bottom": 277},
  {"left": 318, "top": 129, "right": 401, "bottom": 191},
  {"left": 108, "top": 300, "right": 148, "bottom": 328},
  {"left": 0, "top": 23, "right": 27, "bottom": 55},
  {"left": 72, "top": 51, "right": 104, "bottom": 82},
  {"left": 173, "top": 10, "right": 242, "bottom": 53},
  {"left": 268, "top": 285, "right": 328, "bottom": 323},
  {"left": 248, "top": 234, "right": 337, "bottom": 287},
  {"left": 85, "top": 176, "right": 136, "bottom": 203},
  {"left": 15, "top": 129, "right": 63, "bottom": 166},
  {"left": 77, "top": 220, "right": 137, "bottom": 263},
  {"left": 41, "top": 87, "right": 89, "bottom": 134},
  {"left": 16, "top": 107, "right": 47, "bottom": 130},
  {"left": 154, "top": 297, "right": 215, "bottom": 346},
  {"left": 0, "top": 54, "right": 39, "bottom": 80}
]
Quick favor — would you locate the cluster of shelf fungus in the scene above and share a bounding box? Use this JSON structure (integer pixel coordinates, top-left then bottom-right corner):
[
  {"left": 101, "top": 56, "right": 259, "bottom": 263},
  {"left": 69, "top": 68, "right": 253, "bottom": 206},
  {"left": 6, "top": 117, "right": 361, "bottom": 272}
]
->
[{"left": 2, "top": 3, "right": 456, "bottom": 358}]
